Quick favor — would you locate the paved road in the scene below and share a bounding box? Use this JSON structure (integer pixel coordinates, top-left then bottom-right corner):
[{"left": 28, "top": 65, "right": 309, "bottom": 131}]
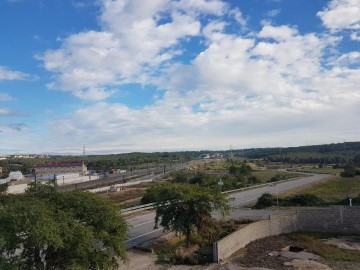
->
[
  {"left": 125, "top": 212, "right": 164, "bottom": 249},
  {"left": 125, "top": 173, "right": 329, "bottom": 249},
  {"left": 227, "top": 173, "right": 329, "bottom": 207}
]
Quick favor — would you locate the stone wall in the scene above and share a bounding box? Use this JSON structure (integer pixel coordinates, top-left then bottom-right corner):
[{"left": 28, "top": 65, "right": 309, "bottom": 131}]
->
[{"left": 214, "top": 206, "right": 360, "bottom": 263}]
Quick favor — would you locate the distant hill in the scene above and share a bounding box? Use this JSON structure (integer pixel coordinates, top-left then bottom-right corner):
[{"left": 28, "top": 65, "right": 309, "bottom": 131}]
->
[{"left": 231, "top": 141, "right": 360, "bottom": 164}]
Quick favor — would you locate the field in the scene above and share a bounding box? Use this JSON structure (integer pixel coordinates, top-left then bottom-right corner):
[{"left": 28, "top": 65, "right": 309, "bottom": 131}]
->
[
  {"left": 291, "top": 165, "right": 343, "bottom": 174},
  {"left": 251, "top": 170, "right": 301, "bottom": 183},
  {"left": 282, "top": 175, "right": 360, "bottom": 202}
]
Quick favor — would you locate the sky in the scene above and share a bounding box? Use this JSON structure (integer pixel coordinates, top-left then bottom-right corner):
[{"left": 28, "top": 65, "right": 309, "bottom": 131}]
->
[{"left": 0, "top": 0, "right": 359, "bottom": 155}]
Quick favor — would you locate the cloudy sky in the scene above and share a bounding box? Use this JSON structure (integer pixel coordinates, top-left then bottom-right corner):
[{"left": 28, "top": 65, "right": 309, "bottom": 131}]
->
[{"left": 0, "top": 0, "right": 359, "bottom": 155}]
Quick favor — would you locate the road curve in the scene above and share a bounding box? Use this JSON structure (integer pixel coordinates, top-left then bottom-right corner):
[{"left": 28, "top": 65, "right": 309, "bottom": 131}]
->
[{"left": 125, "top": 173, "right": 329, "bottom": 248}]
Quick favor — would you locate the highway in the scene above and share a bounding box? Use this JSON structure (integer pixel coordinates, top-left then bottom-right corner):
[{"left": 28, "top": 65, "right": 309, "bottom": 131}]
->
[
  {"left": 125, "top": 173, "right": 329, "bottom": 249},
  {"left": 227, "top": 173, "right": 328, "bottom": 207}
]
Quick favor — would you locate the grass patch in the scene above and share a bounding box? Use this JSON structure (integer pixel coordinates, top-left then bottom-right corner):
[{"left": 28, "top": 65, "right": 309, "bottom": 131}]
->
[
  {"left": 282, "top": 175, "right": 360, "bottom": 202},
  {"left": 154, "top": 219, "right": 253, "bottom": 265},
  {"left": 292, "top": 166, "right": 343, "bottom": 174},
  {"left": 289, "top": 232, "right": 360, "bottom": 262},
  {"left": 252, "top": 170, "right": 301, "bottom": 183}
]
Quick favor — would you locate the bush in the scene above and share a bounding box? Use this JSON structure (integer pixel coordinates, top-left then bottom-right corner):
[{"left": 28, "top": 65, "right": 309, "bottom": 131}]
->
[
  {"left": 254, "top": 193, "right": 275, "bottom": 209},
  {"left": 283, "top": 194, "right": 323, "bottom": 206},
  {"left": 340, "top": 164, "right": 356, "bottom": 178},
  {"left": 248, "top": 176, "right": 260, "bottom": 184}
]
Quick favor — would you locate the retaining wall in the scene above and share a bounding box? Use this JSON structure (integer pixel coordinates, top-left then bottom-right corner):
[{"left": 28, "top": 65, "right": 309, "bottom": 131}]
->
[{"left": 214, "top": 206, "right": 360, "bottom": 263}]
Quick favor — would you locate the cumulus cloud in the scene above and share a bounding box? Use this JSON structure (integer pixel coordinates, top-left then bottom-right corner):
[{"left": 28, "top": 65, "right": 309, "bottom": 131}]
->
[
  {"left": 37, "top": 0, "right": 247, "bottom": 101},
  {"left": 317, "top": 0, "right": 360, "bottom": 31},
  {"left": 34, "top": 0, "right": 360, "bottom": 152},
  {"left": 351, "top": 32, "right": 360, "bottom": 40}
]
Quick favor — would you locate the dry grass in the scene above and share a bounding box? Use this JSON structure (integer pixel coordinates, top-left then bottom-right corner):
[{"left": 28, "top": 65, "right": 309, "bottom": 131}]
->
[
  {"left": 252, "top": 170, "right": 301, "bottom": 183},
  {"left": 289, "top": 232, "right": 360, "bottom": 263},
  {"left": 281, "top": 175, "right": 360, "bottom": 202}
]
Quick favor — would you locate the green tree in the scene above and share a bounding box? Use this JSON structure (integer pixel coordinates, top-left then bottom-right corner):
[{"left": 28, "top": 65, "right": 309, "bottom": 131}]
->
[
  {"left": 0, "top": 183, "right": 8, "bottom": 194},
  {"left": 341, "top": 164, "right": 356, "bottom": 178},
  {"left": 150, "top": 183, "right": 229, "bottom": 246},
  {"left": 0, "top": 183, "right": 128, "bottom": 270}
]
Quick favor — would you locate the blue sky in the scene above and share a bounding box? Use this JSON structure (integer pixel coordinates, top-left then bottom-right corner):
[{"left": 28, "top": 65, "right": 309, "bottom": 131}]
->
[{"left": 0, "top": 0, "right": 359, "bottom": 155}]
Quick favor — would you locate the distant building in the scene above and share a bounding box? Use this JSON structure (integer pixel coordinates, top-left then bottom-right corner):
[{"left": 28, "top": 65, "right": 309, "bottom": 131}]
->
[{"left": 34, "top": 162, "right": 87, "bottom": 177}]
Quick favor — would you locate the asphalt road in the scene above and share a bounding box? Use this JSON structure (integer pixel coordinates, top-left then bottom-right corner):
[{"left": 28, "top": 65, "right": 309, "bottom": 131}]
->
[
  {"left": 125, "top": 173, "right": 329, "bottom": 249},
  {"left": 227, "top": 173, "right": 329, "bottom": 207}
]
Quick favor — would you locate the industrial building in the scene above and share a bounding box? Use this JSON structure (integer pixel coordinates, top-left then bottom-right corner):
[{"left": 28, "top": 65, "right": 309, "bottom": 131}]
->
[{"left": 34, "top": 162, "right": 87, "bottom": 177}]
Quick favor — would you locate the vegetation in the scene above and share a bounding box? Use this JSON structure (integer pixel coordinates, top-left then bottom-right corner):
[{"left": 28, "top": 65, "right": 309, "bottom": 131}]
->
[
  {"left": 231, "top": 141, "right": 360, "bottom": 164},
  {"left": 340, "top": 164, "right": 359, "bottom": 177},
  {"left": 0, "top": 183, "right": 128, "bottom": 270},
  {"left": 255, "top": 190, "right": 360, "bottom": 209},
  {"left": 145, "top": 183, "right": 229, "bottom": 246},
  {"left": 289, "top": 232, "right": 360, "bottom": 263},
  {"left": 154, "top": 219, "right": 253, "bottom": 265},
  {"left": 0, "top": 151, "right": 198, "bottom": 175},
  {"left": 2, "top": 141, "right": 359, "bottom": 176},
  {"left": 284, "top": 175, "right": 360, "bottom": 202}
]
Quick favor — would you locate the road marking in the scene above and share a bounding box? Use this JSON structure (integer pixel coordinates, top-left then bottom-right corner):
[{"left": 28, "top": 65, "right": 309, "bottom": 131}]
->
[
  {"left": 128, "top": 228, "right": 164, "bottom": 241},
  {"left": 131, "top": 220, "right": 155, "bottom": 228},
  {"left": 126, "top": 212, "right": 155, "bottom": 222}
]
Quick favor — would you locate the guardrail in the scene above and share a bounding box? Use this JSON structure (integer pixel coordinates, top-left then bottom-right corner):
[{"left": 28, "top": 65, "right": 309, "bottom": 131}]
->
[
  {"left": 120, "top": 173, "right": 317, "bottom": 215},
  {"left": 121, "top": 203, "right": 155, "bottom": 215}
]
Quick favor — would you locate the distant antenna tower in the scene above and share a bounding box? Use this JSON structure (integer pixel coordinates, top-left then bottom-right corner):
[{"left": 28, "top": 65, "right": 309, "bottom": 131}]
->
[
  {"left": 83, "top": 144, "right": 86, "bottom": 157},
  {"left": 230, "top": 144, "right": 233, "bottom": 160}
]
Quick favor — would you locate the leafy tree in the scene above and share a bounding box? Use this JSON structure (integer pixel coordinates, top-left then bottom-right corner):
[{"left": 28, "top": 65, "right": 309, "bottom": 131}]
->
[
  {"left": 248, "top": 176, "right": 260, "bottom": 184},
  {"left": 172, "top": 171, "right": 189, "bottom": 183},
  {"left": 229, "top": 163, "right": 252, "bottom": 176},
  {"left": 0, "top": 183, "right": 8, "bottom": 194},
  {"left": 0, "top": 183, "right": 128, "bottom": 270},
  {"left": 341, "top": 164, "right": 356, "bottom": 178},
  {"left": 150, "top": 183, "right": 229, "bottom": 246}
]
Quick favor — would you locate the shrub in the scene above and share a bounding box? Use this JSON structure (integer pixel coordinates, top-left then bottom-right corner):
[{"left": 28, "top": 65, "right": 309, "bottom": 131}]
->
[
  {"left": 254, "top": 193, "right": 275, "bottom": 209},
  {"left": 283, "top": 194, "right": 323, "bottom": 206},
  {"left": 340, "top": 164, "right": 356, "bottom": 178}
]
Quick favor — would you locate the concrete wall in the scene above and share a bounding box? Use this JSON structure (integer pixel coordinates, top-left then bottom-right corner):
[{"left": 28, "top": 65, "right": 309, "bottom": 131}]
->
[
  {"left": 214, "top": 206, "right": 360, "bottom": 263},
  {"left": 294, "top": 206, "right": 360, "bottom": 233}
]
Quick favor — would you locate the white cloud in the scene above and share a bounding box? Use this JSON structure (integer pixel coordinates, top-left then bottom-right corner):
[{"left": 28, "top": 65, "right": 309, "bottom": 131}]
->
[
  {"left": 317, "top": 0, "right": 360, "bottom": 31},
  {"left": 0, "top": 66, "right": 32, "bottom": 80},
  {"left": 267, "top": 9, "right": 280, "bottom": 17},
  {"left": 0, "top": 93, "right": 14, "bottom": 101},
  {"left": 32, "top": 1, "right": 360, "bottom": 153},
  {"left": 351, "top": 32, "right": 360, "bottom": 40},
  {"left": 258, "top": 25, "right": 298, "bottom": 41},
  {"left": 37, "top": 0, "right": 248, "bottom": 101},
  {"left": 333, "top": 51, "right": 360, "bottom": 65}
]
